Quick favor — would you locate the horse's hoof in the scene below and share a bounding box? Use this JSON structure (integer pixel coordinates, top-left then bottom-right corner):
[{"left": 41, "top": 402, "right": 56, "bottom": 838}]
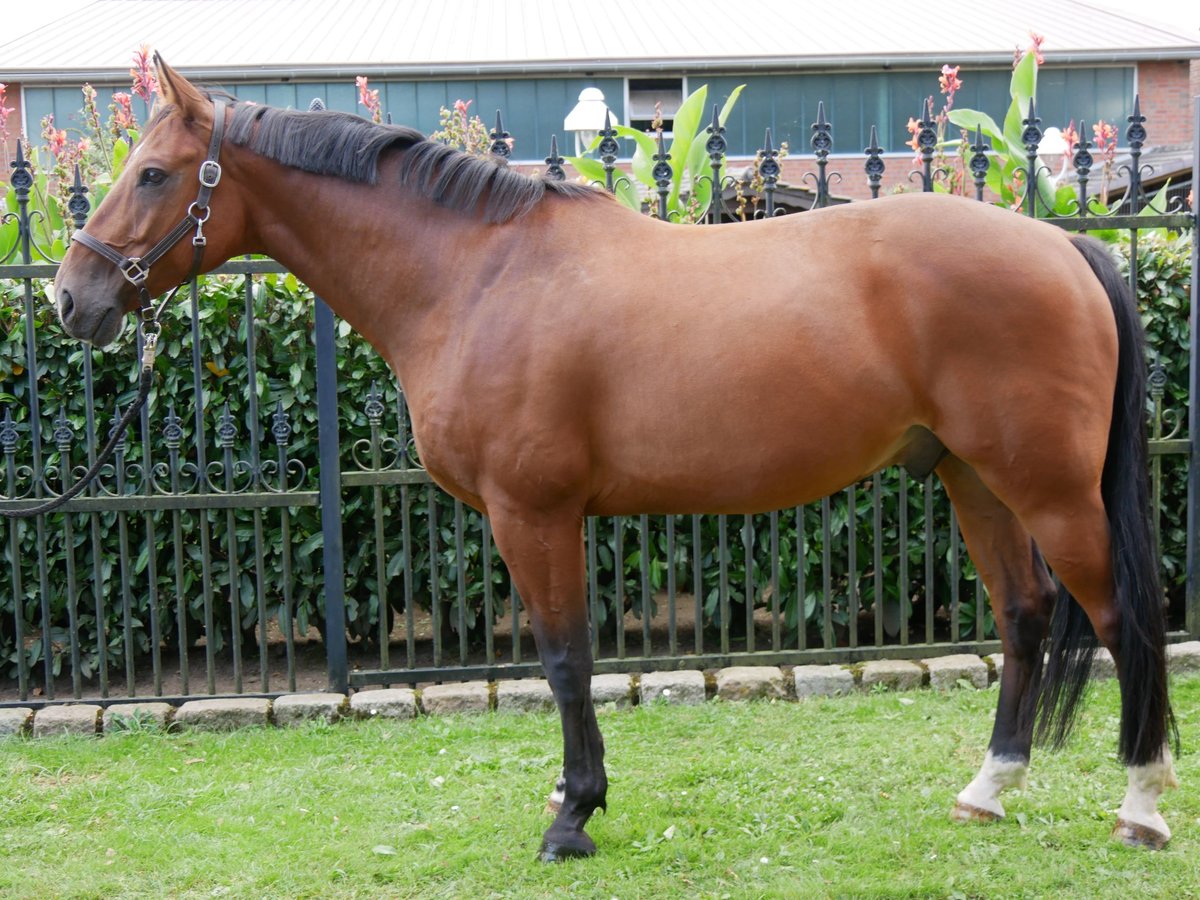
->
[
  {"left": 1113, "top": 818, "right": 1170, "bottom": 850},
  {"left": 536, "top": 833, "right": 597, "bottom": 863},
  {"left": 951, "top": 801, "right": 1003, "bottom": 824}
]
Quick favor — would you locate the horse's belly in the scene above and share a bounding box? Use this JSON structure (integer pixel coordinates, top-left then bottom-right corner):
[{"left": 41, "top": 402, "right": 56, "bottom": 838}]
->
[{"left": 585, "top": 408, "right": 914, "bottom": 516}]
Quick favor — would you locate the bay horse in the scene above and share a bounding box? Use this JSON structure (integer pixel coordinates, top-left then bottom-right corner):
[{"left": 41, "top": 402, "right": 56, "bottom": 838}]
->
[{"left": 55, "top": 57, "right": 1178, "bottom": 858}]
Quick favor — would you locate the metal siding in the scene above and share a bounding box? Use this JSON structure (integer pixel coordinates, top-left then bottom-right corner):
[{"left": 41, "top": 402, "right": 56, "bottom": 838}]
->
[
  {"left": 324, "top": 82, "right": 358, "bottom": 115},
  {"left": 382, "top": 81, "right": 419, "bottom": 127},
  {"left": 264, "top": 83, "right": 297, "bottom": 110}
]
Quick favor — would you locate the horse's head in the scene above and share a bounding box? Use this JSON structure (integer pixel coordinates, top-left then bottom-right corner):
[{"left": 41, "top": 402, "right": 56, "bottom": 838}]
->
[{"left": 57, "top": 55, "right": 245, "bottom": 345}]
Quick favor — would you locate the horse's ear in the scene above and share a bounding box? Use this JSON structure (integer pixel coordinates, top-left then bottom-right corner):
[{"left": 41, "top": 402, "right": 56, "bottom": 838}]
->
[{"left": 153, "top": 53, "right": 210, "bottom": 125}]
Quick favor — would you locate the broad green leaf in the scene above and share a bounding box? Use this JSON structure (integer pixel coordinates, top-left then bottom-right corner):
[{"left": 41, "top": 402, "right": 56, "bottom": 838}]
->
[
  {"left": 718, "top": 84, "right": 746, "bottom": 127},
  {"left": 666, "top": 84, "right": 708, "bottom": 209},
  {"left": 611, "top": 124, "right": 660, "bottom": 190},
  {"left": 1139, "top": 179, "right": 1172, "bottom": 216},
  {"left": 1009, "top": 49, "right": 1038, "bottom": 113},
  {"left": 565, "top": 155, "right": 639, "bottom": 211},
  {"left": 946, "top": 109, "right": 1004, "bottom": 147},
  {"left": 112, "top": 138, "right": 130, "bottom": 177}
]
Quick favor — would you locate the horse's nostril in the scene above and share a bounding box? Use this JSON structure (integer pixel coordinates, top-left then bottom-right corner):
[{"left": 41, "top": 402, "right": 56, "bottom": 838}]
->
[{"left": 60, "top": 289, "right": 75, "bottom": 322}]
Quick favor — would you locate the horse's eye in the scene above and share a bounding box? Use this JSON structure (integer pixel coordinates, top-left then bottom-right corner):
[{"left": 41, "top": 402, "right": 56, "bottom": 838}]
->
[{"left": 138, "top": 168, "right": 167, "bottom": 186}]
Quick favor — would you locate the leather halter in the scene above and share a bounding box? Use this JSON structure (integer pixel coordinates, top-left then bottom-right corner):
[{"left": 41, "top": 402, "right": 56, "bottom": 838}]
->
[{"left": 71, "top": 98, "right": 229, "bottom": 362}]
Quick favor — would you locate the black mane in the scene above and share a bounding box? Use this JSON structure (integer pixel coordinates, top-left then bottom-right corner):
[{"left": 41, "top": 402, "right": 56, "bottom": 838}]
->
[{"left": 223, "top": 102, "right": 599, "bottom": 224}]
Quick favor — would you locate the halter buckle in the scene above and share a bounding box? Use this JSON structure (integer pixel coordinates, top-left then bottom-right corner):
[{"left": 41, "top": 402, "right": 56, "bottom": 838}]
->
[
  {"left": 198, "top": 160, "right": 222, "bottom": 189},
  {"left": 121, "top": 258, "right": 149, "bottom": 286}
]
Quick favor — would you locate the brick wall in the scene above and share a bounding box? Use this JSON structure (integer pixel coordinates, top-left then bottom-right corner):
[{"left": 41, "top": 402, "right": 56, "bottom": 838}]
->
[{"left": 1138, "top": 60, "right": 1193, "bottom": 145}]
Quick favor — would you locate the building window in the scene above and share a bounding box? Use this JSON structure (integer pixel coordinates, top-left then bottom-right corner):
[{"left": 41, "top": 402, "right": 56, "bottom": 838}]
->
[{"left": 626, "top": 77, "right": 685, "bottom": 134}]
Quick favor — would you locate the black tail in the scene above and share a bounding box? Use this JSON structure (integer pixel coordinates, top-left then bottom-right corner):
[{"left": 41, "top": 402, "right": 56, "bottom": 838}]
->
[{"left": 1031, "top": 235, "right": 1176, "bottom": 765}]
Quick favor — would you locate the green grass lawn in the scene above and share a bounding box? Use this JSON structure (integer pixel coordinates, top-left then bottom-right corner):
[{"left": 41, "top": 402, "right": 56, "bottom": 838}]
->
[{"left": 2, "top": 675, "right": 1199, "bottom": 899}]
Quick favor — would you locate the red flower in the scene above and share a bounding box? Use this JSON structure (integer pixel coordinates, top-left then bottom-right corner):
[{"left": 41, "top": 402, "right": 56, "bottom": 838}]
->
[
  {"left": 938, "top": 65, "right": 962, "bottom": 97},
  {"left": 111, "top": 92, "right": 136, "bottom": 131},
  {"left": 130, "top": 44, "right": 158, "bottom": 104},
  {"left": 1093, "top": 120, "right": 1118, "bottom": 162},
  {"left": 356, "top": 76, "right": 382, "bottom": 124},
  {"left": 1061, "top": 120, "right": 1079, "bottom": 156},
  {"left": 1028, "top": 31, "right": 1046, "bottom": 66}
]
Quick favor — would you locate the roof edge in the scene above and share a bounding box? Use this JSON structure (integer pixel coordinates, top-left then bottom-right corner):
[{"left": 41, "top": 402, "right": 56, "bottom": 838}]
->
[{"left": 6, "top": 48, "right": 1199, "bottom": 84}]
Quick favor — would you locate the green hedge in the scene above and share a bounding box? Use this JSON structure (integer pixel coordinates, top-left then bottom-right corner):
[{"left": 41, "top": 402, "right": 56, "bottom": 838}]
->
[{"left": 0, "top": 232, "right": 1192, "bottom": 683}]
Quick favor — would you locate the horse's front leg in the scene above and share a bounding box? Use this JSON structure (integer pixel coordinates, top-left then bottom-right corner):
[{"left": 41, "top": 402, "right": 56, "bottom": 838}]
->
[{"left": 488, "top": 502, "right": 606, "bottom": 861}]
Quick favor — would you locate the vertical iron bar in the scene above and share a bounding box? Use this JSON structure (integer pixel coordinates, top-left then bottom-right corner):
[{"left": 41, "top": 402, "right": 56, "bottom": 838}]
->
[
  {"left": 666, "top": 515, "right": 677, "bottom": 656},
  {"left": 846, "top": 485, "right": 858, "bottom": 648},
  {"left": 1021, "top": 99, "right": 1041, "bottom": 217},
  {"left": 429, "top": 487, "right": 441, "bottom": 669},
  {"left": 810, "top": 101, "right": 832, "bottom": 208},
  {"left": 864, "top": 125, "right": 885, "bottom": 200},
  {"left": 54, "top": 421, "right": 81, "bottom": 697},
  {"left": 706, "top": 105, "right": 727, "bottom": 224},
  {"left": 770, "top": 510, "right": 780, "bottom": 652},
  {"left": 692, "top": 515, "right": 703, "bottom": 654},
  {"left": 113, "top": 426, "right": 135, "bottom": 696},
  {"left": 219, "top": 405, "right": 242, "bottom": 693},
  {"left": 189, "top": 276, "right": 217, "bottom": 693},
  {"left": 242, "top": 271, "right": 268, "bottom": 692},
  {"left": 718, "top": 515, "right": 729, "bottom": 654},
  {"left": 3, "top": 418, "right": 28, "bottom": 699},
  {"left": 82, "top": 352, "right": 108, "bottom": 697},
  {"left": 899, "top": 474, "right": 909, "bottom": 645},
  {"left": 133, "top": 320, "right": 162, "bottom": 696},
  {"left": 950, "top": 506, "right": 961, "bottom": 644},
  {"left": 821, "top": 497, "right": 832, "bottom": 649},
  {"left": 614, "top": 517, "right": 625, "bottom": 659},
  {"left": 455, "top": 500, "right": 467, "bottom": 665},
  {"left": 164, "top": 406, "right": 188, "bottom": 695},
  {"left": 761, "top": 128, "right": 780, "bottom": 215},
  {"left": 1186, "top": 96, "right": 1200, "bottom": 638},
  {"left": 639, "top": 514, "right": 651, "bottom": 656},
  {"left": 314, "top": 296, "right": 348, "bottom": 693},
  {"left": 14, "top": 141, "right": 53, "bottom": 699},
  {"left": 743, "top": 514, "right": 755, "bottom": 652},
  {"left": 924, "top": 476, "right": 935, "bottom": 644},
  {"left": 796, "top": 505, "right": 806, "bottom": 651},
  {"left": 872, "top": 474, "right": 883, "bottom": 647},
  {"left": 402, "top": 483, "right": 416, "bottom": 670},
  {"left": 271, "top": 405, "right": 296, "bottom": 692},
  {"left": 483, "top": 515, "right": 495, "bottom": 666}
]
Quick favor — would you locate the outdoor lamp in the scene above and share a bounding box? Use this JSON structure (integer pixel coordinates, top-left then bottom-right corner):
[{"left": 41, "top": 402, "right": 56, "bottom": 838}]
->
[
  {"left": 1037, "top": 126, "right": 1070, "bottom": 182},
  {"left": 564, "top": 87, "right": 620, "bottom": 156}
]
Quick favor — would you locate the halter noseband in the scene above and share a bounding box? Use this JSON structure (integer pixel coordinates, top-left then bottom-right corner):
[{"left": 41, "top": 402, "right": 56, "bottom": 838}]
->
[{"left": 71, "top": 98, "right": 229, "bottom": 365}]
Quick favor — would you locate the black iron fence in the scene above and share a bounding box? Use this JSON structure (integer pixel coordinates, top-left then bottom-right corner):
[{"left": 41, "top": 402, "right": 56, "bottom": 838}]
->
[{"left": 1, "top": 93, "right": 1198, "bottom": 706}]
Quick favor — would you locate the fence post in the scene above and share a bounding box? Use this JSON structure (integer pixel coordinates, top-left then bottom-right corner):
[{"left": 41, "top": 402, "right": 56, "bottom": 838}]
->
[
  {"left": 315, "top": 296, "right": 349, "bottom": 693},
  {"left": 1187, "top": 96, "right": 1200, "bottom": 639}
]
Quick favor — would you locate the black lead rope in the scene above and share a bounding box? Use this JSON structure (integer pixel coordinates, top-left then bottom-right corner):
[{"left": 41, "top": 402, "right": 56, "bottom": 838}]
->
[
  {"left": 1, "top": 100, "right": 228, "bottom": 521},
  {"left": 0, "top": 360, "right": 154, "bottom": 520}
]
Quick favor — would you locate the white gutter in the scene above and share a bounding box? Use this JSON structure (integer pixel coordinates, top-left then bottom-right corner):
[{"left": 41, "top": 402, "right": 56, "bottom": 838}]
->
[{"left": 5, "top": 49, "right": 1199, "bottom": 84}]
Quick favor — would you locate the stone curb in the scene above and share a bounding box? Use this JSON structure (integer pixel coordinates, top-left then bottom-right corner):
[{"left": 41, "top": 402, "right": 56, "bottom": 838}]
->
[
  {"left": 8, "top": 646, "right": 1200, "bottom": 738},
  {"left": 175, "top": 698, "right": 272, "bottom": 732},
  {"left": 32, "top": 704, "right": 101, "bottom": 738},
  {"left": 103, "top": 702, "right": 175, "bottom": 733},
  {"left": 273, "top": 693, "right": 347, "bottom": 726}
]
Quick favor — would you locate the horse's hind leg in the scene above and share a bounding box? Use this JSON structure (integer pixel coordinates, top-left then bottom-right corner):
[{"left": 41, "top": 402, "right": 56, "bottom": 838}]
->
[
  {"left": 486, "top": 501, "right": 606, "bottom": 862},
  {"left": 938, "top": 456, "right": 1056, "bottom": 822},
  {"left": 1019, "top": 493, "right": 1178, "bottom": 848}
]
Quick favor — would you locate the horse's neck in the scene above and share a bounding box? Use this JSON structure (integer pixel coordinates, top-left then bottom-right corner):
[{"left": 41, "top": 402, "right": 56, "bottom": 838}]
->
[{"left": 240, "top": 160, "right": 503, "bottom": 376}]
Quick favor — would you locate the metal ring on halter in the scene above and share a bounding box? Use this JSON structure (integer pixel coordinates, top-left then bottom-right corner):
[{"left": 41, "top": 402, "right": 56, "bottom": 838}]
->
[{"left": 188, "top": 202, "right": 211, "bottom": 223}]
